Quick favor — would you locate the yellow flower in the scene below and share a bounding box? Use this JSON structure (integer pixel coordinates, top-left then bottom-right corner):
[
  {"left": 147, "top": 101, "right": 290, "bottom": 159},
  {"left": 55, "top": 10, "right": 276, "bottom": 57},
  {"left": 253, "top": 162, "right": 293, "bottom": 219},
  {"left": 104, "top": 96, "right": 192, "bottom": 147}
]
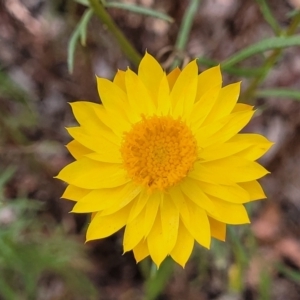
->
[{"left": 56, "top": 53, "right": 273, "bottom": 268}]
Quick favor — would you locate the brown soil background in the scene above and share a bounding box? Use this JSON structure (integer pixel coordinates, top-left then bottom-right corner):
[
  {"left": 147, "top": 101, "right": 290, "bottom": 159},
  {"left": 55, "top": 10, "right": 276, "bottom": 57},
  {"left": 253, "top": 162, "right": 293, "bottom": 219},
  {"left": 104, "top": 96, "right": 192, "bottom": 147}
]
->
[{"left": 1, "top": 0, "right": 300, "bottom": 299}]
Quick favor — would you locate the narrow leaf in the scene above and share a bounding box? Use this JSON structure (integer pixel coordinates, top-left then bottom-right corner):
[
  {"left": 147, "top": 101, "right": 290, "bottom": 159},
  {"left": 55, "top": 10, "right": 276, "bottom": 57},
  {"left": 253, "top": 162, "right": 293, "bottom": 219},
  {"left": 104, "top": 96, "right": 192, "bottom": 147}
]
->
[
  {"left": 105, "top": 2, "right": 174, "bottom": 23},
  {"left": 255, "top": 0, "right": 281, "bottom": 35},
  {"left": 68, "top": 9, "right": 93, "bottom": 73},
  {"left": 222, "top": 35, "right": 300, "bottom": 68},
  {"left": 256, "top": 88, "right": 300, "bottom": 101}
]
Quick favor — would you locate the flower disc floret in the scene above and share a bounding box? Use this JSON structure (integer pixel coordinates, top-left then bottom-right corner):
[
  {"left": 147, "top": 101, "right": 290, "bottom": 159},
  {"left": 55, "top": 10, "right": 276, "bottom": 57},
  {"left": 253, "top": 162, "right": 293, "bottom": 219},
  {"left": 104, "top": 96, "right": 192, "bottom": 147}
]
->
[{"left": 121, "top": 115, "right": 197, "bottom": 191}]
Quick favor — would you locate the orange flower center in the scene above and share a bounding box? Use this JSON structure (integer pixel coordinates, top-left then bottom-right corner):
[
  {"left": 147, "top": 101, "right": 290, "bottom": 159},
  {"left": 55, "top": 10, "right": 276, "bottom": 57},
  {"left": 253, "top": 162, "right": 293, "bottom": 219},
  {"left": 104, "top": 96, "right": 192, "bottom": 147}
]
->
[{"left": 121, "top": 115, "right": 197, "bottom": 191}]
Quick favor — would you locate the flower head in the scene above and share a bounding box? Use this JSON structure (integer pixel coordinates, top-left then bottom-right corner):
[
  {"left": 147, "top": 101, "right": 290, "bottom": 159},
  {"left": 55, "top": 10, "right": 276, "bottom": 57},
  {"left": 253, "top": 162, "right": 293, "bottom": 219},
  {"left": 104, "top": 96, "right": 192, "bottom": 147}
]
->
[{"left": 56, "top": 53, "right": 273, "bottom": 268}]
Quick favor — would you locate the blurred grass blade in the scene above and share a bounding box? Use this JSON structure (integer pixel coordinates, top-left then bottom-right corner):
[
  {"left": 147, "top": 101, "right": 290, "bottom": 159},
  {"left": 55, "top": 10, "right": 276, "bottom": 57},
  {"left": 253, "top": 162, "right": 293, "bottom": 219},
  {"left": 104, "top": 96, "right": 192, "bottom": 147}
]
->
[
  {"left": 256, "top": 88, "right": 300, "bottom": 100},
  {"left": 287, "top": 9, "right": 300, "bottom": 18},
  {"left": 198, "top": 57, "right": 264, "bottom": 77},
  {"left": 74, "top": 0, "right": 89, "bottom": 5},
  {"left": 276, "top": 263, "right": 300, "bottom": 283},
  {"left": 105, "top": 2, "right": 174, "bottom": 23},
  {"left": 73, "top": 0, "right": 173, "bottom": 23},
  {"left": 0, "top": 167, "right": 16, "bottom": 199},
  {"left": 255, "top": 0, "right": 281, "bottom": 35},
  {"left": 0, "top": 167, "right": 15, "bottom": 190},
  {"left": 222, "top": 35, "right": 300, "bottom": 68},
  {"left": 0, "top": 69, "right": 32, "bottom": 109},
  {"left": 68, "top": 8, "right": 93, "bottom": 73}
]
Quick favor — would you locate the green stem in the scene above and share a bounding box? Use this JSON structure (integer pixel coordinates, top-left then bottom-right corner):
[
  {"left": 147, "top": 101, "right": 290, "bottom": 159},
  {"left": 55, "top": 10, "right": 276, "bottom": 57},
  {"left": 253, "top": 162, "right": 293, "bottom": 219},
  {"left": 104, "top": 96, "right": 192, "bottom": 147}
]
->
[
  {"left": 241, "top": 12, "right": 300, "bottom": 103},
  {"left": 88, "top": 0, "right": 142, "bottom": 66},
  {"left": 172, "top": 0, "right": 201, "bottom": 68}
]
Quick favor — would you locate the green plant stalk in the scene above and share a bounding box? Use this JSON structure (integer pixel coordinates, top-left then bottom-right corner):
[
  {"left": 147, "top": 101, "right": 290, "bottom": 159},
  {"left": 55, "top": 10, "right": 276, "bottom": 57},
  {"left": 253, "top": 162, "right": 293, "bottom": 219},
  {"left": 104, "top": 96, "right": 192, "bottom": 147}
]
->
[
  {"left": 144, "top": 258, "right": 174, "bottom": 300},
  {"left": 88, "top": 0, "right": 142, "bottom": 66},
  {"left": 241, "top": 12, "right": 300, "bottom": 103},
  {"left": 172, "top": 0, "right": 201, "bottom": 68}
]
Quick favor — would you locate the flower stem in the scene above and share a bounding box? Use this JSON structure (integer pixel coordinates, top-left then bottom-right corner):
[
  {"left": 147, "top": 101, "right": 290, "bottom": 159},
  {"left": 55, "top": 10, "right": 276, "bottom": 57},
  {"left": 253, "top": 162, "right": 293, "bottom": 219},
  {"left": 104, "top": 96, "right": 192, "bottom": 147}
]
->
[
  {"left": 172, "top": 0, "right": 201, "bottom": 68},
  {"left": 88, "top": 0, "right": 142, "bottom": 66}
]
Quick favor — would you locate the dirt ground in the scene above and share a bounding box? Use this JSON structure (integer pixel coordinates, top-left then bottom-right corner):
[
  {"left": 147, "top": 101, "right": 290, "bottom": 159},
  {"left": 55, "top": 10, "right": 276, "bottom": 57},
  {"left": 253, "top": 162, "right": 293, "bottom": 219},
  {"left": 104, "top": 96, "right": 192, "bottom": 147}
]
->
[{"left": 1, "top": 0, "right": 300, "bottom": 299}]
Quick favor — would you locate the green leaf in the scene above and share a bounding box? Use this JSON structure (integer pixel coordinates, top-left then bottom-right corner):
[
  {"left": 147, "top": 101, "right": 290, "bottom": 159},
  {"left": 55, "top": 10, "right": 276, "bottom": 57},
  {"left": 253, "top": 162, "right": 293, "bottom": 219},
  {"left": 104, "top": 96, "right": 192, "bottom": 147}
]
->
[
  {"left": 105, "top": 1, "right": 174, "bottom": 23},
  {"left": 73, "top": 0, "right": 174, "bottom": 23},
  {"left": 145, "top": 258, "right": 174, "bottom": 300},
  {"left": 256, "top": 88, "right": 300, "bottom": 100},
  {"left": 276, "top": 263, "right": 300, "bottom": 283},
  {"left": 255, "top": 0, "right": 281, "bottom": 35},
  {"left": 222, "top": 35, "right": 300, "bottom": 68},
  {"left": 287, "top": 9, "right": 300, "bottom": 19},
  {"left": 197, "top": 57, "right": 264, "bottom": 77},
  {"left": 68, "top": 8, "right": 93, "bottom": 73}
]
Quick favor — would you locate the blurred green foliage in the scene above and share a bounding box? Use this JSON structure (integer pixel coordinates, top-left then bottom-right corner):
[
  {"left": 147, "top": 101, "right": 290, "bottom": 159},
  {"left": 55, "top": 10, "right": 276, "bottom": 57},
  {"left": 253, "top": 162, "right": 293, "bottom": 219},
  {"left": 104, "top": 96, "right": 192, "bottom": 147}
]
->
[{"left": 0, "top": 168, "right": 97, "bottom": 300}]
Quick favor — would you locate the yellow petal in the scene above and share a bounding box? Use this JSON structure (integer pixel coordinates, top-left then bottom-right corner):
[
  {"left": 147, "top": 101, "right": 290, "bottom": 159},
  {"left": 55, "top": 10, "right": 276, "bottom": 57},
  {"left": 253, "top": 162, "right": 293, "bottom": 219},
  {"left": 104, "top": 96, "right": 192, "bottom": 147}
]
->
[
  {"left": 125, "top": 69, "right": 156, "bottom": 117},
  {"left": 180, "top": 178, "right": 215, "bottom": 214},
  {"left": 147, "top": 212, "right": 168, "bottom": 268},
  {"left": 199, "top": 138, "right": 262, "bottom": 162},
  {"left": 138, "top": 52, "right": 164, "bottom": 102},
  {"left": 93, "top": 104, "right": 131, "bottom": 135},
  {"left": 202, "top": 156, "right": 269, "bottom": 182},
  {"left": 168, "top": 186, "right": 190, "bottom": 228},
  {"left": 160, "top": 196, "right": 179, "bottom": 253},
  {"left": 190, "top": 85, "right": 221, "bottom": 130},
  {"left": 100, "top": 185, "right": 142, "bottom": 216},
  {"left": 234, "top": 144, "right": 274, "bottom": 161},
  {"left": 228, "top": 134, "right": 273, "bottom": 161},
  {"left": 195, "top": 110, "right": 255, "bottom": 148},
  {"left": 167, "top": 67, "right": 181, "bottom": 90},
  {"left": 56, "top": 158, "right": 130, "bottom": 189},
  {"left": 144, "top": 192, "right": 162, "bottom": 237},
  {"left": 185, "top": 202, "right": 211, "bottom": 248},
  {"left": 203, "top": 82, "right": 241, "bottom": 124},
  {"left": 157, "top": 73, "right": 171, "bottom": 115},
  {"left": 70, "top": 101, "right": 123, "bottom": 141},
  {"left": 69, "top": 101, "right": 104, "bottom": 136},
  {"left": 67, "top": 128, "right": 121, "bottom": 163},
  {"left": 208, "top": 216, "right": 226, "bottom": 241},
  {"left": 113, "top": 70, "right": 126, "bottom": 92},
  {"left": 91, "top": 212, "right": 96, "bottom": 221},
  {"left": 196, "top": 65, "right": 222, "bottom": 102},
  {"left": 197, "top": 181, "right": 250, "bottom": 204},
  {"left": 66, "top": 140, "right": 91, "bottom": 160},
  {"left": 96, "top": 77, "right": 130, "bottom": 119},
  {"left": 67, "top": 126, "right": 120, "bottom": 148},
  {"left": 72, "top": 182, "right": 141, "bottom": 213},
  {"left": 86, "top": 203, "right": 132, "bottom": 241},
  {"left": 123, "top": 208, "right": 146, "bottom": 252},
  {"left": 232, "top": 103, "right": 253, "bottom": 112},
  {"left": 128, "top": 190, "right": 150, "bottom": 223},
  {"left": 62, "top": 185, "right": 89, "bottom": 201},
  {"left": 72, "top": 187, "right": 121, "bottom": 212},
  {"left": 170, "top": 221, "right": 194, "bottom": 268},
  {"left": 238, "top": 180, "right": 266, "bottom": 201},
  {"left": 209, "top": 197, "right": 250, "bottom": 224},
  {"left": 188, "top": 162, "right": 234, "bottom": 185},
  {"left": 85, "top": 152, "right": 122, "bottom": 164},
  {"left": 133, "top": 239, "right": 149, "bottom": 263},
  {"left": 170, "top": 60, "right": 198, "bottom": 118},
  {"left": 202, "top": 133, "right": 266, "bottom": 168}
]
